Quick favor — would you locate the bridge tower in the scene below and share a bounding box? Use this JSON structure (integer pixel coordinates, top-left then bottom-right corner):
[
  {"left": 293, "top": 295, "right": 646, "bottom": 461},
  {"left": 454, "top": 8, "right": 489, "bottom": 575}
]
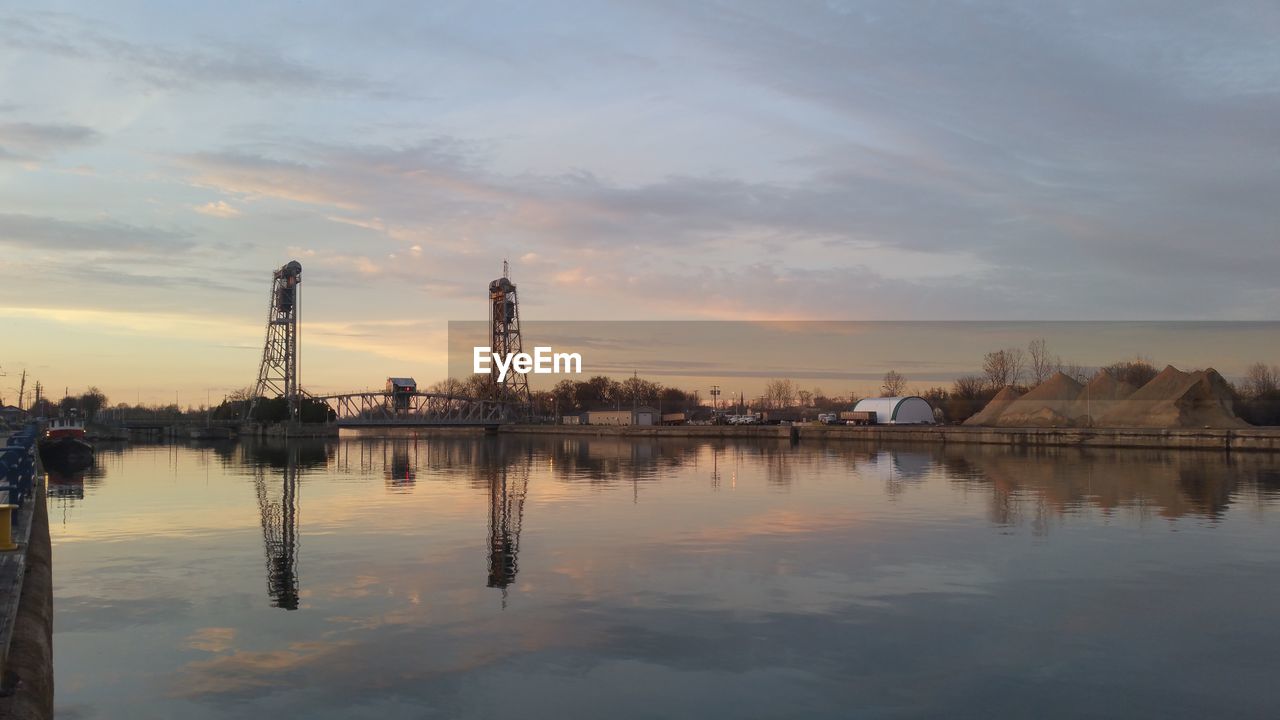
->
[
  {"left": 488, "top": 261, "right": 531, "bottom": 412},
  {"left": 250, "top": 261, "right": 303, "bottom": 423}
]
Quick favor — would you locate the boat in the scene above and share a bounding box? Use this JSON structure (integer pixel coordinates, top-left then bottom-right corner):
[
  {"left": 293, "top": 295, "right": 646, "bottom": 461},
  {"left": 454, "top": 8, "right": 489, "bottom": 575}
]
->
[{"left": 38, "top": 414, "right": 95, "bottom": 471}]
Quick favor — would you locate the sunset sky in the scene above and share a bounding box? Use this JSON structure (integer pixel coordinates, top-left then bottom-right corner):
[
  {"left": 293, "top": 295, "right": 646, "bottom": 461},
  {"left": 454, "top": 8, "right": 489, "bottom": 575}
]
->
[{"left": 2, "top": 1, "right": 1278, "bottom": 405}]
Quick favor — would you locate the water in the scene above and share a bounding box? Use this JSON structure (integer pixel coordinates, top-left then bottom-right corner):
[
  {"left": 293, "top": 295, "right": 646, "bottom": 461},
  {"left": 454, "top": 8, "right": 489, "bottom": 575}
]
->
[{"left": 48, "top": 434, "right": 1280, "bottom": 719}]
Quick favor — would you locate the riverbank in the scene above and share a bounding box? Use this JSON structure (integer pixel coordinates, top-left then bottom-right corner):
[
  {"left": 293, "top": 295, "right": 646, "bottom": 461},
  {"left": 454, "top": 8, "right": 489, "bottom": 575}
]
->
[
  {"left": 501, "top": 423, "right": 1280, "bottom": 451},
  {"left": 0, "top": 430, "right": 52, "bottom": 720}
]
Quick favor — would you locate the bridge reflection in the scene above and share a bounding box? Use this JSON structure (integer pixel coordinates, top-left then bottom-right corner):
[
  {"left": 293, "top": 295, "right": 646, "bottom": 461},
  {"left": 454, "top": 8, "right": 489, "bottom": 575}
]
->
[
  {"left": 244, "top": 440, "right": 329, "bottom": 611},
  {"left": 231, "top": 433, "right": 1280, "bottom": 610}
]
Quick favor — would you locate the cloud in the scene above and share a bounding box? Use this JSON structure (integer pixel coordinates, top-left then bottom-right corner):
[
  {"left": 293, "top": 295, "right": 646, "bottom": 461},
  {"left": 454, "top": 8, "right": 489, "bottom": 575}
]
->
[
  {"left": 0, "top": 213, "right": 190, "bottom": 253},
  {"left": 193, "top": 200, "right": 241, "bottom": 218},
  {"left": 0, "top": 10, "right": 389, "bottom": 96},
  {"left": 0, "top": 121, "right": 100, "bottom": 162}
]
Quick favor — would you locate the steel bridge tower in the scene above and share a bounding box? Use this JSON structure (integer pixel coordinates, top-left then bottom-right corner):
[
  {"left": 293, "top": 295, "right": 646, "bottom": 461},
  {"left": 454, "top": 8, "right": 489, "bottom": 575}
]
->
[
  {"left": 250, "top": 261, "right": 303, "bottom": 423},
  {"left": 488, "top": 261, "right": 531, "bottom": 412}
]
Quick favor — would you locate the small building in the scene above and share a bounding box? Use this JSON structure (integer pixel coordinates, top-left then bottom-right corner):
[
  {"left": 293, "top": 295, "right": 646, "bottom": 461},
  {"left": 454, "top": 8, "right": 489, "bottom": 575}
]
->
[
  {"left": 560, "top": 414, "right": 582, "bottom": 425},
  {"left": 386, "top": 377, "right": 417, "bottom": 411},
  {"left": 852, "top": 396, "right": 935, "bottom": 425},
  {"left": 584, "top": 407, "right": 658, "bottom": 426}
]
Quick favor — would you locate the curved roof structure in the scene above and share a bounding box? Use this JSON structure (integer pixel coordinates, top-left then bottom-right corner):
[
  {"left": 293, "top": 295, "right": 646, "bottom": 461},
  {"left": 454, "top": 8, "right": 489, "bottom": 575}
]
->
[{"left": 852, "top": 396, "right": 935, "bottom": 425}]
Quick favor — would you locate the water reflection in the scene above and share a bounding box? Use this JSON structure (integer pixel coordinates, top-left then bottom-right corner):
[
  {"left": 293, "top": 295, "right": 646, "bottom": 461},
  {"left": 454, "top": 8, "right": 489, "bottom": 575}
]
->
[
  {"left": 46, "top": 433, "right": 1280, "bottom": 719},
  {"left": 253, "top": 444, "right": 301, "bottom": 610},
  {"left": 486, "top": 463, "right": 529, "bottom": 597}
]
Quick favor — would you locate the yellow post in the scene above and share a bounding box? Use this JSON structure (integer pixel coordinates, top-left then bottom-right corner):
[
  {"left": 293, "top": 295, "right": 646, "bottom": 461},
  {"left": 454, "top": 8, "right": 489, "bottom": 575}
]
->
[{"left": 0, "top": 504, "right": 16, "bottom": 551}]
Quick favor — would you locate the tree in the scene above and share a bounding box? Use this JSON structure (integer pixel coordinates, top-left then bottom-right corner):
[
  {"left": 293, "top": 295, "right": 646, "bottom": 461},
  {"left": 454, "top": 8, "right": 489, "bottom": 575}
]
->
[
  {"left": 764, "top": 379, "right": 796, "bottom": 409},
  {"left": 1244, "top": 362, "right": 1280, "bottom": 398},
  {"left": 983, "top": 348, "right": 1025, "bottom": 389},
  {"left": 947, "top": 375, "right": 994, "bottom": 423},
  {"left": 1058, "top": 361, "right": 1090, "bottom": 384},
  {"left": 79, "top": 387, "right": 108, "bottom": 420},
  {"left": 881, "top": 370, "right": 907, "bottom": 397},
  {"left": 1028, "top": 338, "right": 1056, "bottom": 386},
  {"left": 796, "top": 389, "right": 813, "bottom": 407},
  {"left": 1103, "top": 356, "right": 1158, "bottom": 388},
  {"left": 427, "top": 377, "right": 465, "bottom": 396}
]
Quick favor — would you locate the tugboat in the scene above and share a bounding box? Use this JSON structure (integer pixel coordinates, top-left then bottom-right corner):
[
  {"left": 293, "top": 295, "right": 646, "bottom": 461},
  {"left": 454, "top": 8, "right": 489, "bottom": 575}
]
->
[{"left": 38, "top": 411, "right": 95, "bottom": 471}]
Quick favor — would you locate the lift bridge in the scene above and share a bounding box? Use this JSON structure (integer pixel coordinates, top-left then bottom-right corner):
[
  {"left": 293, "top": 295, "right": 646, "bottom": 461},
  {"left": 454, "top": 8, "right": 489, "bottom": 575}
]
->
[
  {"left": 315, "top": 389, "right": 508, "bottom": 428},
  {"left": 249, "top": 260, "right": 529, "bottom": 428}
]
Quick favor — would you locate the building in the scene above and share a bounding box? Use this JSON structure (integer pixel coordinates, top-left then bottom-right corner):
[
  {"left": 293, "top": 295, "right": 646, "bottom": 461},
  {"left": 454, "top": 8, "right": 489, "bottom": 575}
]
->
[
  {"left": 584, "top": 407, "right": 658, "bottom": 426},
  {"left": 386, "top": 377, "right": 417, "bottom": 411},
  {"left": 851, "top": 396, "right": 935, "bottom": 425}
]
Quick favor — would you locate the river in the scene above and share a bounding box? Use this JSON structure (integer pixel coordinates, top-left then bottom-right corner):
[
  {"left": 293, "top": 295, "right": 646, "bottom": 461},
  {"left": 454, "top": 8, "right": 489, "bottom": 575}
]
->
[{"left": 48, "top": 433, "right": 1280, "bottom": 718}]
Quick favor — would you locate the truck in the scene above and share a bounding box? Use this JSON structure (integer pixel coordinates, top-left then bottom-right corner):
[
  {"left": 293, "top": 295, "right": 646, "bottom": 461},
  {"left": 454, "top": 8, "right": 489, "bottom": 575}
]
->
[{"left": 839, "top": 411, "right": 876, "bottom": 426}]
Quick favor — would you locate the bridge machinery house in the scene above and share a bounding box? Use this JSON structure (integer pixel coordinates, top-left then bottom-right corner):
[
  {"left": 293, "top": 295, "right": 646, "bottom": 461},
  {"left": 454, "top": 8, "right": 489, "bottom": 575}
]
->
[
  {"left": 584, "top": 407, "right": 659, "bottom": 426},
  {"left": 386, "top": 377, "right": 417, "bottom": 411}
]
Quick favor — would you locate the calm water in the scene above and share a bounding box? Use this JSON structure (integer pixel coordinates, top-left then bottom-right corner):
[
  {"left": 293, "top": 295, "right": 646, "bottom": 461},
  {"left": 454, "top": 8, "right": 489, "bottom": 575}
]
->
[{"left": 48, "top": 434, "right": 1280, "bottom": 719}]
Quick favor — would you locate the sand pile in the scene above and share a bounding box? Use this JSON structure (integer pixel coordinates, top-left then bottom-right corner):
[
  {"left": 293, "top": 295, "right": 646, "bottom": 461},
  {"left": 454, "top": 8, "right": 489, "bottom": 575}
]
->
[
  {"left": 963, "top": 386, "right": 1022, "bottom": 426},
  {"left": 1068, "top": 371, "right": 1138, "bottom": 427},
  {"left": 963, "top": 365, "right": 1248, "bottom": 428},
  {"left": 1096, "top": 366, "right": 1246, "bottom": 428},
  {"left": 991, "top": 372, "right": 1084, "bottom": 427}
]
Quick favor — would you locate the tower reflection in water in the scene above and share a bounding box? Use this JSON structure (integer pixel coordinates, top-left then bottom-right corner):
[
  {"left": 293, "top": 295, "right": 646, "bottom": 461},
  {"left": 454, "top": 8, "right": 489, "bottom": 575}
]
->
[
  {"left": 486, "top": 460, "right": 529, "bottom": 602},
  {"left": 254, "top": 443, "right": 301, "bottom": 610}
]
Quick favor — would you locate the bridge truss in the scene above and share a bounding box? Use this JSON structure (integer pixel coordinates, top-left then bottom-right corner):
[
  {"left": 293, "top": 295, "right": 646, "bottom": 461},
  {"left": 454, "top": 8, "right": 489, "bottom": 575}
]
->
[{"left": 317, "top": 392, "right": 507, "bottom": 427}]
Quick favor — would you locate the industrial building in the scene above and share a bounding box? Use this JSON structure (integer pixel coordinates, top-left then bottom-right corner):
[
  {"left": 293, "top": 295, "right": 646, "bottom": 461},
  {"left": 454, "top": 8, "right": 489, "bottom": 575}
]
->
[
  {"left": 852, "top": 396, "right": 936, "bottom": 425},
  {"left": 584, "top": 407, "right": 659, "bottom": 426}
]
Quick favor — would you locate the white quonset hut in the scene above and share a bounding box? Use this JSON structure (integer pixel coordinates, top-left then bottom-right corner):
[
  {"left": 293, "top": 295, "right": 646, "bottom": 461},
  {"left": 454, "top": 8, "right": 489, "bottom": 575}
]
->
[{"left": 852, "top": 396, "right": 936, "bottom": 425}]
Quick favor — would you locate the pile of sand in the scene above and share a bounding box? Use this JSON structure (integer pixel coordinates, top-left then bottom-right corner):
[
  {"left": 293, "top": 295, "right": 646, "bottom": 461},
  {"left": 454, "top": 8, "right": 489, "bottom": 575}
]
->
[
  {"left": 990, "top": 372, "right": 1084, "bottom": 427},
  {"left": 964, "top": 365, "right": 1247, "bottom": 428},
  {"left": 963, "top": 386, "right": 1022, "bottom": 426},
  {"left": 1067, "top": 371, "right": 1138, "bottom": 427},
  {"left": 1096, "top": 365, "right": 1246, "bottom": 428}
]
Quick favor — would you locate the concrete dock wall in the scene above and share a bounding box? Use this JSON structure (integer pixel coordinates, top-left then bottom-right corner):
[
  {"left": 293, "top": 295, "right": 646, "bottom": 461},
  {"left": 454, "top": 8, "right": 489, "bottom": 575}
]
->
[
  {"left": 500, "top": 423, "right": 1280, "bottom": 451},
  {"left": 0, "top": 484, "right": 51, "bottom": 720}
]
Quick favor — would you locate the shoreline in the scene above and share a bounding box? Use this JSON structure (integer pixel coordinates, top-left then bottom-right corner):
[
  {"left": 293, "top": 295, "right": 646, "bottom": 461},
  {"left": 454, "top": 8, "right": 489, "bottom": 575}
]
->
[{"left": 499, "top": 423, "right": 1280, "bottom": 452}]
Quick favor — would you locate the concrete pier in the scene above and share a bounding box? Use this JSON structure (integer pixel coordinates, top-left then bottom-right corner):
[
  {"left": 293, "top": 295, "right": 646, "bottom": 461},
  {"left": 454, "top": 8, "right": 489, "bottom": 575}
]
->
[
  {"left": 0, "top": 427, "right": 52, "bottom": 720},
  {"left": 501, "top": 423, "right": 1280, "bottom": 452}
]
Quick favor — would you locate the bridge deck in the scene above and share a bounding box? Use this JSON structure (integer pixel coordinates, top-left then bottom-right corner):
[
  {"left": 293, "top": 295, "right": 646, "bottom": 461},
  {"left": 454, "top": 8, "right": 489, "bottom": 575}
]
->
[{"left": 317, "top": 391, "right": 508, "bottom": 427}]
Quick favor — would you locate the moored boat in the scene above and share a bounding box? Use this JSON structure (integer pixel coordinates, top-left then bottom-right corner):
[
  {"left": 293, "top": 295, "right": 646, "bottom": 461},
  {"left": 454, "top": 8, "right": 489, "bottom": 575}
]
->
[{"left": 39, "top": 414, "right": 95, "bottom": 471}]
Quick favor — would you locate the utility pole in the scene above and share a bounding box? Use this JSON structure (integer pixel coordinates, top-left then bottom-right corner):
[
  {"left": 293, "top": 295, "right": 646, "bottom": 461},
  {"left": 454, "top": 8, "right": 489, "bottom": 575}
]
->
[{"left": 17, "top": 369, "right": 26, "bottom": 411}]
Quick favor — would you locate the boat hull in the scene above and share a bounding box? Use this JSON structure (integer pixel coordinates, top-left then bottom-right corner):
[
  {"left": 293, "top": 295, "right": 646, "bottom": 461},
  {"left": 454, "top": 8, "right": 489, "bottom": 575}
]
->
[{"left": 38, "top": 436, "right": 95, "bottom": 472}]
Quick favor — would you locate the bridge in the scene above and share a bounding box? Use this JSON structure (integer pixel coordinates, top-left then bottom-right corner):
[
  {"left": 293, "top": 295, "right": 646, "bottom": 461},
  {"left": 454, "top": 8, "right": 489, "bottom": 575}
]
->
[
  {"left": 246, "top": 260, "right": 532, "bottom": 428},
  {"left": 316, "top": 392, "right": 508, "bottom": 427}
]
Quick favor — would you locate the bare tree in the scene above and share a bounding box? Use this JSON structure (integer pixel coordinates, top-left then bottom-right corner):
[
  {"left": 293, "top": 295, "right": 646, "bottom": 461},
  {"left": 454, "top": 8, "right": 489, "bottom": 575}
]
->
[
  {"left": 1244, "top": 362, "right": 1280, "bottom": 398},
  {"left": 881, "top": 370, "right": 907, "bottom": 397},
  {"left": 764, "top": 379, "right": 797, "bottom": 409},
  {"left": 1057, "top": 361, "right": 1091, "bottom": 384},
  {"left": 983, "top": 348, "right": 1025, "bottom": 389},
  {"left": 1028, "top": 338, "right": 1056, "bottom": 386},
  {"left": 796, "top": 389, "right": 813, "bottom": 407},
  {"left": 1103, "top": 356, "right": 1158, "bottom": 388}
]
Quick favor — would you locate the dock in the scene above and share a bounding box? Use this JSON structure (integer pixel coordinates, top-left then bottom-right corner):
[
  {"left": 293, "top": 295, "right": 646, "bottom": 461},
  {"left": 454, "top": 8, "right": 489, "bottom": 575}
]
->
[
  {"left": 0, "top": 425, "right": 53, "bottom": 720},
  {"left": 501, "top": 423, "right": 1280, "bottom": 452}
]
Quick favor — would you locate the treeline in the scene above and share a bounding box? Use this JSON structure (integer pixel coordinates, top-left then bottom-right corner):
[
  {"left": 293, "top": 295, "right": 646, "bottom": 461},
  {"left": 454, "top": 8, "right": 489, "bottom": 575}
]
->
[{"left": 26, "top": 387, "right": 108, "bottom": 421}]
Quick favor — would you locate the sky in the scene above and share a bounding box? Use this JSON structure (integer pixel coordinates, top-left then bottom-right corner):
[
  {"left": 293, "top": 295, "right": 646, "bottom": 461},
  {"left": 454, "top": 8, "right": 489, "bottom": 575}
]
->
[{"left": 1, "top": 1, "right": 1278, "bottom": 404}]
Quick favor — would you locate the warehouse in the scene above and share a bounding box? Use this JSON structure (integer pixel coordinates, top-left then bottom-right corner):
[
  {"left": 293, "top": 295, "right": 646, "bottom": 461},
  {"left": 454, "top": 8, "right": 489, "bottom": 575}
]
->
[
  {"left": 852, "top": 396, "right": 936, "bottom": 425},
  {"left": 584, "top": 407, "right": 658, "bottom": 426}
]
